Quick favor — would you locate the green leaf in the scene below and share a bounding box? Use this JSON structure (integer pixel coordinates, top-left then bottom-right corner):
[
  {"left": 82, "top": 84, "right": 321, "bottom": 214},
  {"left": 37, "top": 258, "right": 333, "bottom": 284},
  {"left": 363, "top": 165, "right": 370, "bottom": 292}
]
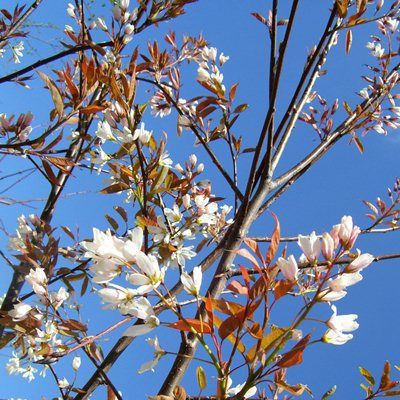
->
[
  {"left": 359, "top": 366, "right": 375, "bottom": 386},
  {"left": 321, "top": 385, "right": 336, "bottom": 399},
  {"left": 196, "top": 366, "right": 207, "bottom": 390}
]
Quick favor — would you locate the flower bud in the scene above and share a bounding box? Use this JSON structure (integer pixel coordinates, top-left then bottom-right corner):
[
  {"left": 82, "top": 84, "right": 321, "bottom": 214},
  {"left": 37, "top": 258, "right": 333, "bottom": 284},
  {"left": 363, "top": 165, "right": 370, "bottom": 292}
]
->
[
  {"left": 72, "top": 356, "right": 81, "bottom": 371},
  {"left": 124, "top": 23, "right": 135, "bottom": 36},
  {"left": 182, "top": 194, "right": 191, "bottom": 209},
  {"left": 196, "top": 163, "right": 204, "bottom": 173},
  {"left": 189, "top": 154, "right": 197, "bottom": 166},
  {"left": 322, "top": 232, "right": 335, "bottom": 260},
  {"left": 96, "top": 18, "right": 108, "bottom": 31},
  {"left": 175, "top": 163, "right": 185, "bottom": 174}
]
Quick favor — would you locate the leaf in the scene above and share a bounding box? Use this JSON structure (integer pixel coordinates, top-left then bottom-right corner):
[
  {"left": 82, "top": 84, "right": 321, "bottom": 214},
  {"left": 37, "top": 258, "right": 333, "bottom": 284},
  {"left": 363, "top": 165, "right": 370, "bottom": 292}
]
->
[
  {"left": 321, "top": 385, "right": 337, "bottom": 399},
  {"left": 382, "top": 391, "right": 400, "bottom": 397},
  {"left": 0, "top": 332, "right": 15, "bottom": 349},
  {"left": 37, "top": 71, "right": 64, "bottom": 117},
  {"left": 251, "top": 12, "right": 267, "bottom": 25},
  {"left": 233, "top": 103, "right": 249, "bottom": 113},
  {"left": 353, "top": 137, "right": 364, "bottom": 153},
  {"left": 81, "top": 275, "right": 89, "bottom": 296},
  {"left": 59, "top": 319, "right": 87, "bottom": 332},
  {"left": 46, "top": 156, "right": 75, "bottom": 174},
  {"left": 79, "top": 104, "right": 108, "bottom": 114},
  {"left": 359, "top": 366, "right": 375, "bottom": 386},
  {"left": 42, "top": 159, "right": 60, "bottom": 186},
  {"left": 226, "top": 280, "right": 248, "bottom": 295},
  {"left": 277, "top": 334, "right": 311, "bottom": 368},
  {"left": 196, "top": 366, "right": 207, "bottom": 390},
  {"left": 276, "top": 381, "right": 311, "bottom": 396},
  {"left": 236, "top": 248, "right": 260, "bottom": 269},
  {"left": 336, "top": 0, "right": 348, "bottom": 17},
  {"left": 168, "top": 318, "right": 212, "bottom": 334},
  {"left": 229, "top": 83, "right": 239, "bottom": 102},
  {"left": 380, "top": 361, "right": 395, "bottom": 391},
  {"left": 173, "top": 386, "right": 186, "bottom": 400},
  {"left": 274, "top": 279, "right": 295, "bottom": 300},
  {"left": 206, "top": 298, "right": 244, "bottom": 316},
  {"left": 247, "top": 327, "right": 287, "bottom": 361},
  {"left": 213, "top": 315, "right": 246, "bottom": 354},
  {"left": 266, "top": 212, "right": 280, "bottom": 264},
  {"left": 345, "top": 29, "right": 353, "bottom": 55},
  {"left": 61, "top": 226, "right": 75, "bottom": 240},
  {"left": 218, "top": 314, "right": 242, "bottom": 340},
  {"left": 107, "top": 386, "right": 118, "bottom": 400},
  {"left": 114, "top": 206, "right": 128, "bottom": 222},
  {"left": 105, "top": 214, "right": 119, "bottom": 231},
  {"left": 100, "top": 182, "right": 130, "bottom": 194}
]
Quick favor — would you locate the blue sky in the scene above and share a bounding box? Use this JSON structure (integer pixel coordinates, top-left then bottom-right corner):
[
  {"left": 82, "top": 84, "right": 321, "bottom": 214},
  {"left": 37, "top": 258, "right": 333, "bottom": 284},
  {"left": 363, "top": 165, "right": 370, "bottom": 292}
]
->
[{"left": 0, "top": 0, "right": 399, "bottom": 399}]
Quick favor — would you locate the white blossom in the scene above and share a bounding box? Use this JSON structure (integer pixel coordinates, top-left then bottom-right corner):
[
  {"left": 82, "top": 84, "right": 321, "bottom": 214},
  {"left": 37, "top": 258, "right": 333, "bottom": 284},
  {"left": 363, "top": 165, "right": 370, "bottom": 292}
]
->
[
  {"left": 122, "top": 315, "right": 159, "bottom": 337},
  {"left": 226, "top": 377, "right": 257, "bottom": 399},
  {"left": 58, "top": 378, "right": 70, "bottom": 389},
  {"left": 25, "top": 267, "right": 47, "bottom": 296},
  {"left": 327, "top": 305, "right": 359, "bottom": 333},
  {"left": 298, "top": 231, "right": 322, "bottom": 262},
  {"left": 8, "top": 302, "right": 32, "bottom": 321},
  {"left": 323, "top": 329, "right": 353, "bottom": 345},
  {"left": 277, "top": 255, "right": 298, "bottom": 281},
  {"left": 181, "top": 266, "right": 202, "bottom": 296}
]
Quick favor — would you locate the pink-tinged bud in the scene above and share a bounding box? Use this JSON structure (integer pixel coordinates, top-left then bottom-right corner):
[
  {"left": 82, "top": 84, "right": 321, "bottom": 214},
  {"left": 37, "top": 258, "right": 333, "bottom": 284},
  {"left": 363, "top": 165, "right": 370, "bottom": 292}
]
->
[
  {"left": 346, "top": 253, "right": 374, "bottom": 273},
  {"left": 277, "top": 255, "right": 298, "bottom": 281},
  {"left": 334, "top": 216, "right": 360, "bottom": 249},
  {"left": 338, "top": 215, "right": 353, "bottom": 242},
  {"left": 297, "top": 231, "right": 321, "bottom": 262},
  {"left": 124, "top": 23, "right": 135, "bottom": 36},
  {"left": 112, "top": 6, "right": 122, "bottom": 20},
  {"left": 347, "top": 225, "right": 361, "bottom": 249},
  {"left": 322, "top": 232, "right": 335, "bottom": 260},
  {"left": 330, "top": 224, "right": 340, "bottom": 248}
]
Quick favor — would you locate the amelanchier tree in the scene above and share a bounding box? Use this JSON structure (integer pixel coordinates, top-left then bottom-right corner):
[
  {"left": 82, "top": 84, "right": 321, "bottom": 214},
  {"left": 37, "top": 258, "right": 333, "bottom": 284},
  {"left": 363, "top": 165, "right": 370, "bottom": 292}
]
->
[{"left": 0, "top": 0, "right": 399, "bottom": 399}]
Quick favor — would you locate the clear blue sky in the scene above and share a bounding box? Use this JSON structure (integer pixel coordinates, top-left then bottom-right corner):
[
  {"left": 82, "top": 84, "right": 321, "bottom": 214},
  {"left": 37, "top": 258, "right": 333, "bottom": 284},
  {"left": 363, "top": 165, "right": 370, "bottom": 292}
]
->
[{"left": 0, "top": 1, "right": 399, "bottom": 399}]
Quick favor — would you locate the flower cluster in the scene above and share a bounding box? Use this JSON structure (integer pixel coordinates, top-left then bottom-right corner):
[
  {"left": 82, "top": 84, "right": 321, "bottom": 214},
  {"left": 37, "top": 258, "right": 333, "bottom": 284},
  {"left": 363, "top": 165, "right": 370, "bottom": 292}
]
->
[
  {"left": 196, "top": 46, "right": 229, "bottom": 95},
  {"left": 277, "top": 215, "right": 374, "bottom": 345}
]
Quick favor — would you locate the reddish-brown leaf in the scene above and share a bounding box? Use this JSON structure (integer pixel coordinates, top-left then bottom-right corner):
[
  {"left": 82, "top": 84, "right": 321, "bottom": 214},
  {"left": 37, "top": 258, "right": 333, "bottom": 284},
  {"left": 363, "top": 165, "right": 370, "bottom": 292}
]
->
[
  {"left": 169, "top": 318, "right": 212, "bottom": 334},
  {"left": 274, "top": 279, "right": 295, "bottom": 300},
  {"left": 266, "top": 212, "right": 280, "bottom": 264},
  {"left": 277, "top": 334, "right": 311, "bottom": 368},
  {"left": 226, "top": 280, "right": 248, "bottom": 296}
]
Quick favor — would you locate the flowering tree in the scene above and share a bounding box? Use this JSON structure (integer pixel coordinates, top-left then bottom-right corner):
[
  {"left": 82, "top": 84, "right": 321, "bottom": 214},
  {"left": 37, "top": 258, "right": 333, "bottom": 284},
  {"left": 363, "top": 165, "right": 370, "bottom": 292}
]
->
[{"left": 0, "top": 0, "right": 400, "bottom": 399}]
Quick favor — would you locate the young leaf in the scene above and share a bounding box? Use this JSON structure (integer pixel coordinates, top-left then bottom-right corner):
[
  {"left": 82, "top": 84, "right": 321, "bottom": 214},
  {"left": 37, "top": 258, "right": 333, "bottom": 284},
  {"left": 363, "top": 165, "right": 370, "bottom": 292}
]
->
[
  {"left": 169, "top": 318, "right": 212, "bottom": 334},
  {"left": 359, "top": 366, "right": 375, "bottom": 386},
  {"left": 196, "top": 366, "right": 207, "bottom": 390},
  {"left": 266, "top": 212, "right": 280, "bottom": 264},
  {"left": 277, "top": 334, "right": 311, "bottom": 368}
]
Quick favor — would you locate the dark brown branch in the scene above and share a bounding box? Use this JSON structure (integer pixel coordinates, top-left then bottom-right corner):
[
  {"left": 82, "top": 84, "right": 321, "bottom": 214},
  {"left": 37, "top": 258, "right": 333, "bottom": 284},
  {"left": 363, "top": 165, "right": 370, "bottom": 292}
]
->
[
  {"left": 0, "top": 0, "right": 44, "bottom": 49},
  {"left": 0, "top": 40, "right": 112, "bottom": 85},
  {"left": 243, "top": 0, "right": 299, "bottom": 205}
]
